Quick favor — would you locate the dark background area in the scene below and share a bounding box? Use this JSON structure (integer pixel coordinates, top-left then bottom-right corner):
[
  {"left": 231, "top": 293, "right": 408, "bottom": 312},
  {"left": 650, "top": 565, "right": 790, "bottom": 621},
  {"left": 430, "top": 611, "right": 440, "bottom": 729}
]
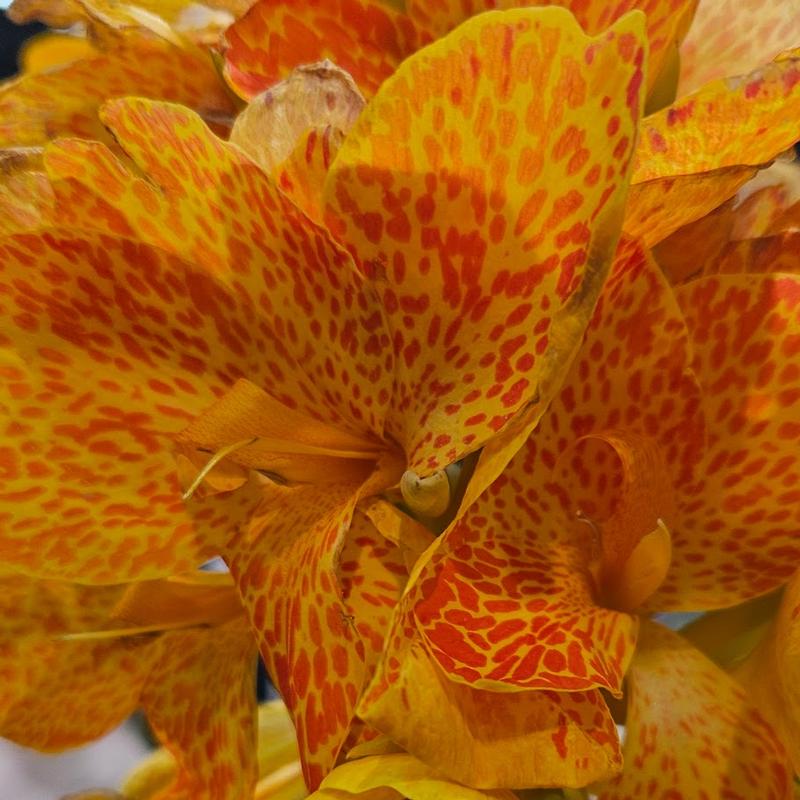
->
[{"left": 0, "top": 13, "right": 44, "bottom": 79}]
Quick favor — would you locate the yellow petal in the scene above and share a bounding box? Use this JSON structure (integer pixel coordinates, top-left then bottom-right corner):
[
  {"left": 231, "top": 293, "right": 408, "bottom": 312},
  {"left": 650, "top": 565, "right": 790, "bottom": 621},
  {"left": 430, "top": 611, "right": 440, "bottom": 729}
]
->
[
  {"left": 20, "top": 33, "right": 98, "bottom": 74},
  {"left": 324, "top": 7, "right": 646, "bottom": 474},
  {"left": 596, "top": 621, "right": 793, "bottom": 800},
  {"left": 140, "top": 619, "right": 259, "bottom": 800},
  {"left": 310, "top": 753, "right": 517, "bottom": 799}
]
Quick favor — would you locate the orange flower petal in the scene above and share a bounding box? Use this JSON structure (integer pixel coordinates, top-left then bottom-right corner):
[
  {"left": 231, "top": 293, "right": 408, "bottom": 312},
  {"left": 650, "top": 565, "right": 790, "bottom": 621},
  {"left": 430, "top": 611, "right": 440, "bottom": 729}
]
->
[
  {"left": 224, "top": 483, "right": 369, "bottom": 790},
  {"left": 141, "top": 620, "right": 259, "bottom": 799},
  {"left": 734, "top": 572, "right": 800, "bottom": 773},
  {"left": 223, "top": 0, "right": 431, "bottom": 99},
  {"left": 324, "top": 8, "right": 646, "bottom": 474},
  {"left": 731, "top": 161, "right": 800, "bottom": 239},
  {"left": 0, "top": 228, "right": 278, "bottom": 581},
  {"left": 0, "top": 148, "right": 54, "bottom": 238},
  {"left": 651, "top": 274, "right": 800, "bottom": 609},
  {"left": 405, "top": 0, "right": 696, "bottom": 96},
  {"left": 0, "top": 36, "right": 235, "bottom": 147},
  {"left": 625, "top": 165, "right": 756, "bottom": 246},
  {"left": 596, "top": 621, "right": 793, "bottom": 800},
  {"left": 679, "top": 0, "right": 800, "bottom": 94},
  {"left": 408, "top": 239, "right": 698, "bottom": 689},
  {"left": 410, "top": 435, "right": 639, "bottom": 693},
  {"left": 48, "top": 99, "right": 394, "bottom": 440},
  {"left": 359, "top": 601, "right": 623, "bottom": 788}
]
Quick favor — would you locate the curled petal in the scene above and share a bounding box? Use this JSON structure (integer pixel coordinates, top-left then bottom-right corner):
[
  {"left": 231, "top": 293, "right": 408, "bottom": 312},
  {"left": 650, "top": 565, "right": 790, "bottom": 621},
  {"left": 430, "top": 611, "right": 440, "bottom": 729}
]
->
[
  {"left": 325, "top": 7, "right": 646, "bottom": 474},
  {"left": 597, "top": 621, "right": 793, "bottom": 800},
  {"left": 359, "top": 602, "right": 623, "bottom": 789}
]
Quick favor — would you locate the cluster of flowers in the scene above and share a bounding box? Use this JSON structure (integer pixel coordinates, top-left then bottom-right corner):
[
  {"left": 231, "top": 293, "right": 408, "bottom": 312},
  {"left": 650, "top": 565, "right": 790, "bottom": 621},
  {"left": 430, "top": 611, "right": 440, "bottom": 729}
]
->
[{"left": 0, "top": 0, "right": 799, "bottom": 797}]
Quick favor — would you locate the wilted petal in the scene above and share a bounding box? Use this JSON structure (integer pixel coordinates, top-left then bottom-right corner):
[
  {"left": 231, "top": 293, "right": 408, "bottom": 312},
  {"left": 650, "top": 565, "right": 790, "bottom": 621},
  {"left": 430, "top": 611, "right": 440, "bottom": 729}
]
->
[
  {"left": 325, "top": 8, "right": 646, "bottom": 476},
  {"left": 597, "top": 621, "right": 793, "bottom": 800},
  {"left": 230, "top": 62, "right": 365, "bottom": 174},
  {"left": 359, "top": 601, "right": 623, "bottom": 788},
  {"left": 223, "top": 0, "right": 430, "bottom": 99},
  {"left": 0, "top": 36, "right": 235, "bottom": 147},
  {"left": 651, "top": 274, "right": 800, "bottom": 609},
  {"left": 679, "top": 0, "right": 800, "bottom": 94}
]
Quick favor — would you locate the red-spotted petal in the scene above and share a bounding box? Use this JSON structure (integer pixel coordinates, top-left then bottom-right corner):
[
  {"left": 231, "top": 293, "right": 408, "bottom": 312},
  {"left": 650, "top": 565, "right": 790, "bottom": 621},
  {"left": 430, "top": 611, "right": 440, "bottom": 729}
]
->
[
  {"left": 626, "top": 52, "right": 800, "bottom": 245},
  {"left": 324, "top": 8, "right": 646, "bottom": 475},
  {"left": 0, "top": 228, "right": 275, "bottom": 582},
  {"left": 597, "top": 621, "right": 793, "bottom": 800},
  {"left": 734, "top": 571, "right": 800, "bottom": 773},
  {"left": 405, "top": 0, "right": 696, "bottom": 96},
  {"left": 223, "top": 0, "right": 431, "bottom": 99},
  {"left": 46, "top": 99, "right": 395, "bottom": 441},
  {"left": 651, "top": 274, "right": 800, "bottom": 609},
  {"left": 224, "top": 482, "right": 370, "bottom": 790},
  {"left": 141, "top": 620, "right": 259, "bottom": 800},
  {"left": 359, "top": 600, "right": 623, "bottom": 788}
]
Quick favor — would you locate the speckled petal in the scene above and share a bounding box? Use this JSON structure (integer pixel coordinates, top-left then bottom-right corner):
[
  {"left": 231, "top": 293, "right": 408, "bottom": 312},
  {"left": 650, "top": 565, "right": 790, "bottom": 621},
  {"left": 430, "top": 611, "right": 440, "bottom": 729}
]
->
[
  {"left": 224, "top": 483, "right": 369, "bottom": 790},
  {"left": 223, "top": 0, "right": 431, "bottom": 99},
  {"left": 596, "top": 621, "right": 793, "bottom": 800},
  {"left": 651, "top": 274, "right": 800, "bottom": 609},
  {"left": 358, "top": 600, "right": 623, "bottom": 789},
  {"left": 0, "top": 228, "right": 275, "bottom": 582},
  {"left": 48, "top": 98, "right": 394, "bottom": 439},
  {"left": 141, "top": 620, "right": 259, "bottom": 800},
  {"left": 325, "top": 8, "right": 646, "bottom": 474},
  {"left": 626, "top": 51, "right": 800, "bottom": 245},
  {"left": 405, "top": 0, "right": 696, "bottom": 96},
  {"left": 734, "top": 571, "right": 800, "bottom": 773},
  {"left": 679, "top": 0, "right": 800, "bottom": 94},
  {"left": 0, "top": 35, "right": 235, "bottom": 147}
]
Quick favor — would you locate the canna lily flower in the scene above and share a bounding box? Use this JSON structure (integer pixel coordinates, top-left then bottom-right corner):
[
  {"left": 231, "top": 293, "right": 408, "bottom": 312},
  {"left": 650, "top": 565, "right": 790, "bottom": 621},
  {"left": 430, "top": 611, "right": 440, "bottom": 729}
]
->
[
  {"left": 0, "top": 7, "right": 646, "bottom": 789},
  {"left": 360, "top": 228, "right": 800, "bottom": 791},
  {"left": 222, "top": 0, "right": 800, "bottom": 256},
  {"left": 0, "top": 572, "right": 260, "bottom": 798}
]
